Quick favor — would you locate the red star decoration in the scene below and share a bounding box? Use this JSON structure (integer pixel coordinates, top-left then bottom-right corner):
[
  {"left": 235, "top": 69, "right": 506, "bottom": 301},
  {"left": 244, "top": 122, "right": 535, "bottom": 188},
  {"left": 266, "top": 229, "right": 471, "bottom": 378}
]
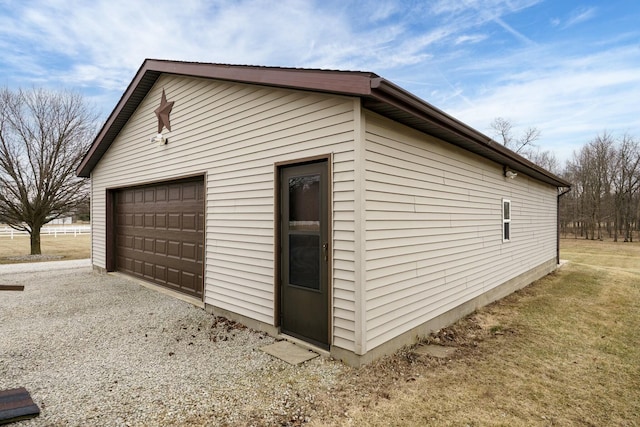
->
[{"left": 154, "top": 89, "right": 174, "bottom": 133}]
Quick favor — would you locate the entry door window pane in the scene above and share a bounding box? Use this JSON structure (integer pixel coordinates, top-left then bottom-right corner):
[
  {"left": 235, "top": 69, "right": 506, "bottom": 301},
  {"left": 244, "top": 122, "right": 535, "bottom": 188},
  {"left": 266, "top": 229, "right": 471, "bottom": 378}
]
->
[
  {"left": 289, "top": 234, "right": 320, "bottom": 289},
  {"left": 289, "top": 175, "right": 320, "bottom": 231}
]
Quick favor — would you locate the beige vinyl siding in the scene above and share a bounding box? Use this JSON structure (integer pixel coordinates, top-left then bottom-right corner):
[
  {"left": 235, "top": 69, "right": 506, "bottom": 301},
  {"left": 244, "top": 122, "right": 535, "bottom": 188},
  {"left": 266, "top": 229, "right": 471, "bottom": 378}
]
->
[
  {"left": 88, "top": 177, "right": 103, "bottom": 263},
  {"left": 333, "top": 147, "right": 357, "bottom": 350},
  {"left": 363, "top": 112, "right": 557, "bottom": 351},
  {"left": 91, "top": 75, "right": 358, "bottom": 351}
]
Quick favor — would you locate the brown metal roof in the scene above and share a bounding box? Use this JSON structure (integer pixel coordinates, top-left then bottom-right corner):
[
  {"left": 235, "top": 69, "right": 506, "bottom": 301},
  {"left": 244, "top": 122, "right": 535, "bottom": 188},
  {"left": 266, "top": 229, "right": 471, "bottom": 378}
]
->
[{"left": 77, "top": 59, "right": 570, "bottom": 187}]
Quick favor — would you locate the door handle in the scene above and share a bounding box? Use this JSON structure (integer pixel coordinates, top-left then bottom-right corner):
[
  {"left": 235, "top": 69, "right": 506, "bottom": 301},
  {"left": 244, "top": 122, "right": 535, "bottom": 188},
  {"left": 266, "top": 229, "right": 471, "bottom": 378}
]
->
[{"left": 322, "top": 243, "right": 328, "bottom": 262}]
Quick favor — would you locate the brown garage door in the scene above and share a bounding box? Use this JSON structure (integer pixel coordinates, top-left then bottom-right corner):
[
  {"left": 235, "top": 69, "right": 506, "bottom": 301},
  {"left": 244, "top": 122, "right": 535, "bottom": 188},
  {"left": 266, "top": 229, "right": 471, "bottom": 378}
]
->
[{"left": 114, "top": 177, "right": 204, "bottom": 298}]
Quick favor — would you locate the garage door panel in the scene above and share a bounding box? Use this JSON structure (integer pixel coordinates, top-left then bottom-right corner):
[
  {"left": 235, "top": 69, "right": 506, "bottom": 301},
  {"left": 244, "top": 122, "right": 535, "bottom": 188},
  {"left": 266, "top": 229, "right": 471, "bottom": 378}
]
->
[
  {"left": 144, "top": 238, "right": 154, "bottom": 252},
  {"left": 144, "top": 262, "right": 154, "bottom": 279},
  {"left": 134, "top": 259, "right": 143, "bottom": 274},
  {"left": 167, "top": 268, "right": 180, "bottom": 286},
  {"left": 119, "top": 191, "right": 134, "bottom": 204},
  {"left": 156, "top": 187, "right": 167, "bottom": 201},
  {"left": 156, "top": 265, "right": 166, "bottom": 281},
  {"left": 134, "top": 236, "right": 144, "bottom": 251},
  {"left": 167, "top": 214, "right": 181, "bottom": 229},
  {"left": 115, "top": 177, "right": 204, "bottom": 298},
  {"left": 156, "top": 239, "right": 167, "bottom": 255},
  {"left": 183, "top": 214, "right": 196, "bottom": 231},
  {"left": 169, "top": 186, "right": 181, "bottom": 201},
  {"left": 182, "top": 183, "right": 197, "bottom": 199},
  {"left": 182, "top": 242, "right": 196, "bottom": 261},
  {"left": 167, "top": 240, "right": 181, "bottom": 257},
  {"left": 156, "top": 214, "right": 167, "bottom": 228}
]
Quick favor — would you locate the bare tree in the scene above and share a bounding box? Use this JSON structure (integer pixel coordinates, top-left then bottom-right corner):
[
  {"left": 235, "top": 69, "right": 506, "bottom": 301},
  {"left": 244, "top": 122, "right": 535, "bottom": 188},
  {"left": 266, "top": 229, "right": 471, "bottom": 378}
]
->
[
  {"left": 563, "top": 133, "right": 616, "bottom": 240},
  {"left": 490, "top": 117, "right": 541, "bottom": 154},
  {"left": 580, "top": 134, "right": 614, "bottom": 240},
  {"left": 559, "top": 163, "right": 582, "bottom": 237},
  {"left": 528, "top": 148, "right": 561, "bottom": 175},
  {"left": 490, "top": 117, "right": 559, "bottom": 173},
  {"left": 0, "top": 88, "right": 96, "bottom": 254},
  {"left": 611, "top": 135, "right": 640, "bottom": 241}
]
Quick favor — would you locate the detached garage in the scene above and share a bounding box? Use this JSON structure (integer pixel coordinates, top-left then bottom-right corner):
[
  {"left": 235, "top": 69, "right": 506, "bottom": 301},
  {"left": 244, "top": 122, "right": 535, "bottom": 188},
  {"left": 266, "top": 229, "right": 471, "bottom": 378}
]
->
[{"left": 78, "top": 59, "right": 570, "bottom": 366}]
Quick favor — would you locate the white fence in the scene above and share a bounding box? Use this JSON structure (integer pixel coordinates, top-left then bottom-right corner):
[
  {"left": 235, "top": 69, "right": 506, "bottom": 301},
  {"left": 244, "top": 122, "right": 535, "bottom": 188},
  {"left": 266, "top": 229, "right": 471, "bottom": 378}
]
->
[{"left": 0, "top": 225, "right": 91, "bottom": 239}]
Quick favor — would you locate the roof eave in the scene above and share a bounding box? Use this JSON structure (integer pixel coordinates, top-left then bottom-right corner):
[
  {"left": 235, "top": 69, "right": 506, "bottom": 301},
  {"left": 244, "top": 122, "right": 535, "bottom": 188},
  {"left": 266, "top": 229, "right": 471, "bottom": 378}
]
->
[
  {"left": 77, "top": 61, "right": 161, "bottom": 177},
  {"left": 367, "top": 78, "right": 571, "bottom": 188},
  {"left": 77, "top": 59, "right": 377, "bottom": 177}
]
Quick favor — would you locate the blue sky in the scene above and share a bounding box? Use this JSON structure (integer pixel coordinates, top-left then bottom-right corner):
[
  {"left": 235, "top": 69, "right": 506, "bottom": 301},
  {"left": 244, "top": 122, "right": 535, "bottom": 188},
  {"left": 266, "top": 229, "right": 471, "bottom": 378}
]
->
[{"left": 0, "top": 0, "right": 638, "bottom": 165}]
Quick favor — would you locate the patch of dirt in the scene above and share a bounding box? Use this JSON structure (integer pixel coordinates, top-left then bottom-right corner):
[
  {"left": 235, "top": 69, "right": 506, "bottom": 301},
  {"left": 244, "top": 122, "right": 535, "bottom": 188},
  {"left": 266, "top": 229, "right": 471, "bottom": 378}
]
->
[
  {"left": 307, "top": 308, "right": 516, "bottom": 425},
  {"left": 209, "top": 315, "right": 248, "bottom": 342}
]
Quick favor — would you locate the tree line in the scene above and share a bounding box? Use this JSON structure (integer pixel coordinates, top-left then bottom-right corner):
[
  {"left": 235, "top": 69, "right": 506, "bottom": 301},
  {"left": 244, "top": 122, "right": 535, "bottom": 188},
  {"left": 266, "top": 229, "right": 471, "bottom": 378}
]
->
[
  {"left": 561, "top": 133, "right": 639, "bottom": 241},
  {"left": 490, "top": 118, "right": 640, "bottom": 242}
]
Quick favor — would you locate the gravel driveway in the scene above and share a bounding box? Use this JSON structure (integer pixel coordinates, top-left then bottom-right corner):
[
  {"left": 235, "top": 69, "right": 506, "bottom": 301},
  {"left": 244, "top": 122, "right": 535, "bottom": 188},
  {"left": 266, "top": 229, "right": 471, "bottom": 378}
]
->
[{"left": 0, "top": 263, "right": 346, "bottom": 426}]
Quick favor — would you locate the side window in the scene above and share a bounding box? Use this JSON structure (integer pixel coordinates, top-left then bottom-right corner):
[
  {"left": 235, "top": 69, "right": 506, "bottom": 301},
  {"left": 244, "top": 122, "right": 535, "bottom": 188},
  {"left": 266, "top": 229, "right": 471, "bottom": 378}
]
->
[{"left": 502, "top": 199, "right": 511, "bottom": 242}]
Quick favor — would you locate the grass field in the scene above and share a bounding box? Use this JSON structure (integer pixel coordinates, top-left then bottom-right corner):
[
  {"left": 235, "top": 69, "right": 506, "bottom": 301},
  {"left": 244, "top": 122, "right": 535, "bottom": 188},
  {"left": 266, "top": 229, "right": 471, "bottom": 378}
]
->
[
  {"left": 0, "top": 234, "right": 90, "bottom": 263},
  {"left": 319, "top": 239, "right": 640, "bottom": 426}
]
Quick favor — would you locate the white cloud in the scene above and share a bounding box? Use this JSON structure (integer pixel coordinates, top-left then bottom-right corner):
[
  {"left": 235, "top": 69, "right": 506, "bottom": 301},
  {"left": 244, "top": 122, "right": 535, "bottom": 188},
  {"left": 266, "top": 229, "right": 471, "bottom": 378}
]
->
[
  {"left": 365, "top": 0, "right": 401, "bottom": 22},
  {"left": 492, "top": 16, "right": 536, "bottom": 45},
  {"left": 443, "top": 45, "right": 640, "bottom": 162},
  {"left": 428, "top": 0, "right": 541, "bottom": 16},
  {"left": 563, "top": 6, "right": 597, "bottom": 29},
  {"left": 455, "top": 34, "right": 488, "bottom": 45},
  {"left": 547, "top": 7, "right": 598, "bottom": 32}
]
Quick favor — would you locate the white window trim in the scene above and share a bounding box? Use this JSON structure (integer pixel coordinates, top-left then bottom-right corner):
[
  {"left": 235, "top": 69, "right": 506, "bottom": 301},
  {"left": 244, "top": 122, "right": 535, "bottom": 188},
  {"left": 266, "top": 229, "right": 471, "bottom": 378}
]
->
[{"left": 502, "top": 198, "right": 511, "bottom": 242}]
